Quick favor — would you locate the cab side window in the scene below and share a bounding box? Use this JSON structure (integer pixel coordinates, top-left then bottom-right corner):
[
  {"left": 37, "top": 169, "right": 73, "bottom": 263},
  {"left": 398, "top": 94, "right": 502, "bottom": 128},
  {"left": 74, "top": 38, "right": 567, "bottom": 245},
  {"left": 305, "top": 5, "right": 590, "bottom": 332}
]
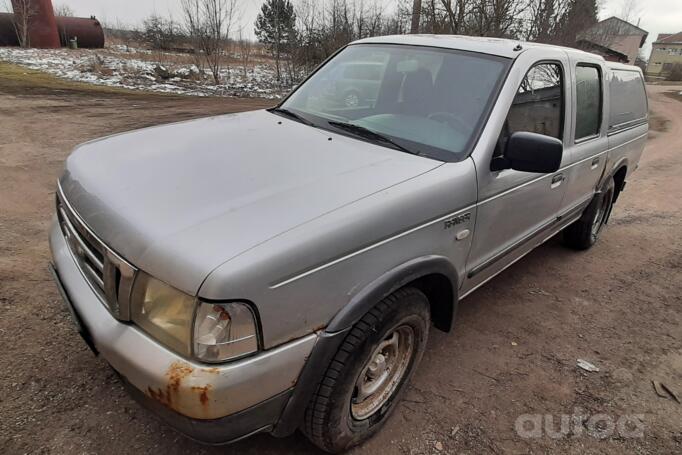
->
[
  {"left": 575, "top": 65, "right": 602, "bottom": 140},
  {"left": 496, "top": 63, "right": 564, "bottom": 156},
  {"left": 609, "top": 69, "right": 648, "bottom": 131}
]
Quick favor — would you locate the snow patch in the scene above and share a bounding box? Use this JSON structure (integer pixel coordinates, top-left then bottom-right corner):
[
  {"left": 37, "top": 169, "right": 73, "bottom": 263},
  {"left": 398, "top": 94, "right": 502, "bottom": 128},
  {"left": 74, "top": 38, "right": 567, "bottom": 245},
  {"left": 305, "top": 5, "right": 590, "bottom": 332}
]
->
[{"left": 0, "top": 47, "right": 290, "bottom": 98}]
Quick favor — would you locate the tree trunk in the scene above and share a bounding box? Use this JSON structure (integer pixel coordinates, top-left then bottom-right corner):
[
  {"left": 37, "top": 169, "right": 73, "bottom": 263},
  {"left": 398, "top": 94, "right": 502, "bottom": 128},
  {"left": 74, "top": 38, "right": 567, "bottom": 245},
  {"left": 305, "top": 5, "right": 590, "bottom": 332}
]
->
[
  {"left": 410, "top": 0, "right": 422, "bottom": 34},
  {"left": 275, "top": 41, "right": 281, "bottom": 82}
]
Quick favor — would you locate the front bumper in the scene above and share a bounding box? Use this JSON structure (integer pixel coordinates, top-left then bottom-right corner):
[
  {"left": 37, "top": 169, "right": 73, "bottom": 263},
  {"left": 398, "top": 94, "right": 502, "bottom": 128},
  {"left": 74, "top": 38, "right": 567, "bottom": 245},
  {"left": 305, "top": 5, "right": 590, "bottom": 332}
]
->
[{"left": 48, "top": 217, "right": 317, "bottom": 443}]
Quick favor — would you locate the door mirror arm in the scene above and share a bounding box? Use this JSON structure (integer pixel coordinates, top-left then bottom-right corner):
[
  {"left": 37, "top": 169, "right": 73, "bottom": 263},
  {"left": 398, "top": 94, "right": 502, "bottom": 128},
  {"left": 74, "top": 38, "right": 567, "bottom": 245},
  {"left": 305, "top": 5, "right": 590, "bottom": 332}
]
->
[{"left": 490, "top": 156, "right": 511, "bottom": 172}]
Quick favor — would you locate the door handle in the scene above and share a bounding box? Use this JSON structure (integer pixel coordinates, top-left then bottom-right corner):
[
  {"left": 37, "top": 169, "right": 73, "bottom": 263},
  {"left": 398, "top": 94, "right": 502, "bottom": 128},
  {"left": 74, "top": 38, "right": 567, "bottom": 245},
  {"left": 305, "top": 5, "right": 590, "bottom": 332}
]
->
[
  {"left": 591, "top": 157, "right": 600, "bottom": 169},
  {"left": 551, "top": 174, "right": 565, "bottom": 188}
]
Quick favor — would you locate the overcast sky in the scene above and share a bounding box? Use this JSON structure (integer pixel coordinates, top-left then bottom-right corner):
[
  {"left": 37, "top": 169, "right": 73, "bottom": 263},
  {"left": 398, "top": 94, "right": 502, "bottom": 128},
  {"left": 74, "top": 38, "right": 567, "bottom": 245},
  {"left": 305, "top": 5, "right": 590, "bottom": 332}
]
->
[{"left": 7, "top": 0, "right": 682, "bottom": 57}]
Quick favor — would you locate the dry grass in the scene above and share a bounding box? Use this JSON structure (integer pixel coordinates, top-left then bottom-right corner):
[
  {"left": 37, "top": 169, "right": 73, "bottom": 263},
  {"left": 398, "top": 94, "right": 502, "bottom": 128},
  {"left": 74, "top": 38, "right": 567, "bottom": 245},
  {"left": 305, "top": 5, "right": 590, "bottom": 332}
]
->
[
  {"left": 103, "top": 38, "right": 273, "bottom": 68},
  {"left": 0, "top": 61, "right": 173, "bottom": 98},
  {"left": 0, "top": 61, "right": 123, "bottom": 92}
]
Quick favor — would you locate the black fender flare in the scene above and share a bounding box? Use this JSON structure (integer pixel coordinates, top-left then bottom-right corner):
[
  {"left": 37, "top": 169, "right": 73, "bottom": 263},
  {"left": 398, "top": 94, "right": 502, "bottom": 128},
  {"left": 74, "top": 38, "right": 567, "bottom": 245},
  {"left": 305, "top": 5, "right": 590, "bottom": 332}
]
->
[
  {"left": 600, "top": 157, "right": 628, "bottom": 190},
  {"left": 326, "top": 255, "right": 459, "bottom": 333}
]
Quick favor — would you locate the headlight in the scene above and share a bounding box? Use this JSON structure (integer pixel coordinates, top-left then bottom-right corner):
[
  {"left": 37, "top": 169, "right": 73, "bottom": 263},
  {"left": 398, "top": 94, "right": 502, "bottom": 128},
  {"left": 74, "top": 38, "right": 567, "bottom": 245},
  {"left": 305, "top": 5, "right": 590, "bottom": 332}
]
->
[
  {"left": 130, "top": 272, "right": 195, "bottom": 356},
  {"left": 130, "top": 272, "right": 259, "bottom": 362},
  {"left": 193, "top": 301, "right": 259, "bottom": 362}
]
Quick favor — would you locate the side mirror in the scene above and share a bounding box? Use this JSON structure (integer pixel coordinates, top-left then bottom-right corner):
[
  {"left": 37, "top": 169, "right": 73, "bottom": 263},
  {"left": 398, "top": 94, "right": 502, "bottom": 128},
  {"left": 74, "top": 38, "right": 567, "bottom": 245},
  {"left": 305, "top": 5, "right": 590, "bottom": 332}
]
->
[{"left": 492, "top": 132, "right": 563, "bottom": 173}]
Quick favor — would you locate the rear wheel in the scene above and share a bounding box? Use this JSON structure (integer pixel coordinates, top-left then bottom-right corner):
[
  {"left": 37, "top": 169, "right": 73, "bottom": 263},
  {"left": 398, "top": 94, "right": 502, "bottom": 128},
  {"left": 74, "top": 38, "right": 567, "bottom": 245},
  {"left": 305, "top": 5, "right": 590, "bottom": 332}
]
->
[
  {"left": 302, "top": 287, "right": 430, "bottom": 453},
  {"left": 563, "top": 178, "right": 615, "bottom": 250}
]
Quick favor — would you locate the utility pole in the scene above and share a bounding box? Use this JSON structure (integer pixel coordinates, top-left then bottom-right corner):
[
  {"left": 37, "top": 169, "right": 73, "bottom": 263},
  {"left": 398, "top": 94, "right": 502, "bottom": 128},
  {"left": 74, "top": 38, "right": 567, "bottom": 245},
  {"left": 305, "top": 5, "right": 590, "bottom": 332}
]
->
[{"left": 410, "top": 0, "right": 421, "bottom": 34}]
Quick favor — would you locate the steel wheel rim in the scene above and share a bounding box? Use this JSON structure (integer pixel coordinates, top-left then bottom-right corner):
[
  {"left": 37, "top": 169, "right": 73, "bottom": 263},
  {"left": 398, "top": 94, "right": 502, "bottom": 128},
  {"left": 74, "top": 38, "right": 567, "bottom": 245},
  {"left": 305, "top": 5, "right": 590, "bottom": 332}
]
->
[{"left": 351, "top": 325, "right": 415, "bottom": 420}]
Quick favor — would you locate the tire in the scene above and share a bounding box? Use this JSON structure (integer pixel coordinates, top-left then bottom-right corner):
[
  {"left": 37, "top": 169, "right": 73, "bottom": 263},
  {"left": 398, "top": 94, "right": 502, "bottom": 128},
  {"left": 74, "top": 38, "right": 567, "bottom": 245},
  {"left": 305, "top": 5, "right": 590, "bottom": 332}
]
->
[
  {"left": 563, "top": 178, "right": 615, "bottom": 250},
  {"left": 302, "top": 288, "right": 430, "bottom": 453}
]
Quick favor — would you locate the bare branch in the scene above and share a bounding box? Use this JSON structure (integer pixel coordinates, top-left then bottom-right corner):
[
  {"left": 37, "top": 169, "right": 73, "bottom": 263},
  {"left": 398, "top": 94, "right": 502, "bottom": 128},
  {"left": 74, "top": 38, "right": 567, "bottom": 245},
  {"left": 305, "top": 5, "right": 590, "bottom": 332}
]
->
[
  {"left": 181, "top": 0, "right": 240, "bottom": 84},
  {"left": 6, "top": 0, "right": 39, "bottom": 47}
]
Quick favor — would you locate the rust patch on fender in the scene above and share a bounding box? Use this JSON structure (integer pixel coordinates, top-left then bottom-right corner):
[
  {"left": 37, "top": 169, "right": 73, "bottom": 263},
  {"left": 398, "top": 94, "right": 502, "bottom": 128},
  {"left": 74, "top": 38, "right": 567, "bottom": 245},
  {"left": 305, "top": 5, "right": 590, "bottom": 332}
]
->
[{"left": 202, "top": 367, "right": 220, "bottom": 375}]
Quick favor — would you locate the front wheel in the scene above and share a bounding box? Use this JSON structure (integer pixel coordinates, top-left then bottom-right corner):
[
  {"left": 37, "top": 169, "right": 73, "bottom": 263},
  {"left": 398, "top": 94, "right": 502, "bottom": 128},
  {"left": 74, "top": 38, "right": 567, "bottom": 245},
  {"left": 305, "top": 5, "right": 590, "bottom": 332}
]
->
[
  {"left": 563, "top": 178, "right": 615, "bottom": 250},
  {"left": 302, "top": 287, "right": 430, "bottom": 453}
]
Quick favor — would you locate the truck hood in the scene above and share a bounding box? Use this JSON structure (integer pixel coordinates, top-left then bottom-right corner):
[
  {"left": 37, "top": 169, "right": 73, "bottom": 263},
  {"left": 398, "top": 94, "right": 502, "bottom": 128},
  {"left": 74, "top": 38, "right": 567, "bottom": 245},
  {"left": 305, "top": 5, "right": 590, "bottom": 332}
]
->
[{"left": 60, "top": 110, "right": 440, "bottom": 294}]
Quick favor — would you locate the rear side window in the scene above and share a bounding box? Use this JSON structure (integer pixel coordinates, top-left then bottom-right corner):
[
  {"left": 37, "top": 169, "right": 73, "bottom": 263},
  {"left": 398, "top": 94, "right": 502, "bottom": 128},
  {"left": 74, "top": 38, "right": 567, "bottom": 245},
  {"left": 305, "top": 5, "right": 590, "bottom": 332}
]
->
[
  {"left": 575, "top": 65, "right": 602, "bottom": 140},
  {"left": 609, "top": 70, "right": 647, "bottom": 131}
]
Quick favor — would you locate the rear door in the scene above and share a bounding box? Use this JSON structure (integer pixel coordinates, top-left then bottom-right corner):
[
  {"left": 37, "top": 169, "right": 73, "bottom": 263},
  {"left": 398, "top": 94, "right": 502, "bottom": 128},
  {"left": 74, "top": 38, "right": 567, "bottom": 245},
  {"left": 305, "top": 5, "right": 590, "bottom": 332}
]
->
[
  {"left": 560, "top": 56, "right": 608, "bottom": 217},
  {"left": 605, "top": 68, "right": 649, "bottom": 178}
]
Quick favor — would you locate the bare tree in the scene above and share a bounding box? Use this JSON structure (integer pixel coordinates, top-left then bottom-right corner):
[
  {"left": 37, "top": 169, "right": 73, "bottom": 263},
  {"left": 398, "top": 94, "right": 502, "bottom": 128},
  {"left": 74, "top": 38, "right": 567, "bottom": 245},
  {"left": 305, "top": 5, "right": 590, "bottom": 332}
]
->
[
  {"left": 439, "top": 0, "right": 468, "bottom": 34},
  {"left": 525, "top": 0, "right": 572, "bottom": 43},
  {"left": 563, "top": 0, "right": 599, "bottom": 43},
  {"left": 180, "top": 0, "right": 205, "bottom": 72},
  {"left": 237, "top": 29, "right": 253, "bottom": 79},
  {"left": 205, "top": 0, "right": 238, "bottom": 83},
  {"left": 285, "top": 0, "right": 612, "bottom": 75},
  {"left": 181, "top": 0, "right": 239, "bottom": 84},
  {"left": 412, "top": 0, "right": 469, "bottom": 34},
  {"left": 466, "top": 0, "right": 532, "bottom": 38},
  {"left": 618, "top": 0, "right": 642, "bottom": 24},
  {"left": 6, "top": 0, "right": 38, "bottom": 47},
  {"left": 293, "top": 0, "right": 320, "bottom": 73},
  {"left": 54, "top": 3, "right": 75, "bottom": 17}
]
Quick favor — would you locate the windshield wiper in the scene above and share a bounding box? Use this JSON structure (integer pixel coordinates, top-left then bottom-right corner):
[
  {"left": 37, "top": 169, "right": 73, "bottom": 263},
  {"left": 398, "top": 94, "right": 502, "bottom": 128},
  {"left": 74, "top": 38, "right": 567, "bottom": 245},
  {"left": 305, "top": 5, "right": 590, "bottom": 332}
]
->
[
  {"left": 327, "top": 121, "right": 419, "bottom": 156},
  {"left": 269, "top": 107, "right": 315, "bottom": 126}
]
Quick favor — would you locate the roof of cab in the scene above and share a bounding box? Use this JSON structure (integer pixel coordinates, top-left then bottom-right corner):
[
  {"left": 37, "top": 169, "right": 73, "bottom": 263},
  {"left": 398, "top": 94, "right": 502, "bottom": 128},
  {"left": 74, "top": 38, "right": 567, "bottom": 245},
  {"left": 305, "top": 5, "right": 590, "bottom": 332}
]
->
[
  {"left": 352, "top": 34, "right": 605, "bottom": 61},
  {"left": 604, "top": 60, "right": 644, "bottom": 73}
]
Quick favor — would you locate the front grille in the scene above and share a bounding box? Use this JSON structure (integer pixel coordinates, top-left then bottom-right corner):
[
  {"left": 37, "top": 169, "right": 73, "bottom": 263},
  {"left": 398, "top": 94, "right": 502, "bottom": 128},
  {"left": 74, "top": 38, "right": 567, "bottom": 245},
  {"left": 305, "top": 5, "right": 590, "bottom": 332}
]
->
[{"left": 56, "top": 184, "right": 137, "bottom": 320}]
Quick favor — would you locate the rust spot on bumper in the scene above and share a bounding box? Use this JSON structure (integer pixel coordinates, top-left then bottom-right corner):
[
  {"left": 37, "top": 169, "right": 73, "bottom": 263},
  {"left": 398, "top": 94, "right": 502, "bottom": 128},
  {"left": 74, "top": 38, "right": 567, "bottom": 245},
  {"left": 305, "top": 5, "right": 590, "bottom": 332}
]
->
[
  {"left": 145, "top": 362, "right": 215, "bottom": 416},
  {"left": 191, "top": 385, "right": 212, "bottom": 407},
  {"left": 145, "top": 362, "right": 195, "bottom": 410},
  {"left": 167, "top": 362, "right": 193, "bottom": 393},
  {"left": 147, "top": 386, "right": 173, "bottom": 407}
]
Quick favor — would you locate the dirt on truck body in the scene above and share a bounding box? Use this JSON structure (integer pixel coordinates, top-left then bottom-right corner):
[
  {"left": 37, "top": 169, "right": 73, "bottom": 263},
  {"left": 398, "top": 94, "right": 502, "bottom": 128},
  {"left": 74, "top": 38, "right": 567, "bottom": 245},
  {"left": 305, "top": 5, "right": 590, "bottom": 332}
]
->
[{"left": 0, "top": 64, "right": 680, "bottom": 454}]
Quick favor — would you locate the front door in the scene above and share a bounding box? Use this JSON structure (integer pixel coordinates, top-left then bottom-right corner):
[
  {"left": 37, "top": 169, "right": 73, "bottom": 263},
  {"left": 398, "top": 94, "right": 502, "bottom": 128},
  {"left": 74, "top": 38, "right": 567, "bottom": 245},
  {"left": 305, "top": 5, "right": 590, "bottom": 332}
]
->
[{"left": 462, "top": 59, "right": 571, "bottom": 296}]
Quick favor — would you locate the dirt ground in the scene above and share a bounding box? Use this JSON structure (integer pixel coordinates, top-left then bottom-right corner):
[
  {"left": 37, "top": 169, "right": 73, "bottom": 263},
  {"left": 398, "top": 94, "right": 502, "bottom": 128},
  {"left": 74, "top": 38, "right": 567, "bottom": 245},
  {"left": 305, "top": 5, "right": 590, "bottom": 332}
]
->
[{"left": 0, "top": 66, "right": 680, "bottom": 455}]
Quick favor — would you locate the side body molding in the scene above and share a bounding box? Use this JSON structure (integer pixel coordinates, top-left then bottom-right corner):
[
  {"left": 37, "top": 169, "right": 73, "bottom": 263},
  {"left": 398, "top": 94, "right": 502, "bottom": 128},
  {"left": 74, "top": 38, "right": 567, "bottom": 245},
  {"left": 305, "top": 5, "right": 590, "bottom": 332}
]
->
[{"left": 326, "top": 255, "right": 460, "bottom": 333}]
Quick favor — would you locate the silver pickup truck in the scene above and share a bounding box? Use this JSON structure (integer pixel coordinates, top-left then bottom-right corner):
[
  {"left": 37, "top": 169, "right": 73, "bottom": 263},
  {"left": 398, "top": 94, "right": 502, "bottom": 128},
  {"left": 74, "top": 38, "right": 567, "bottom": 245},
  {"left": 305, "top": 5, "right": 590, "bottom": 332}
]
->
[{"left": 49, "top": 35, "right": 648, "bottom": 452}]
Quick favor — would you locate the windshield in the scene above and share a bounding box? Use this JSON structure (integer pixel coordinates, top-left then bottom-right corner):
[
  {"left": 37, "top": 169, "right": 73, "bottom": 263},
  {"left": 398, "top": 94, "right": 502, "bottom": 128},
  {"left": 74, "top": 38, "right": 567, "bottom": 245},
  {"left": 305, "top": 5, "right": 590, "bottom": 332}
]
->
[{"left": 280, "top": 44, "right": 510, "bottom": 161}]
